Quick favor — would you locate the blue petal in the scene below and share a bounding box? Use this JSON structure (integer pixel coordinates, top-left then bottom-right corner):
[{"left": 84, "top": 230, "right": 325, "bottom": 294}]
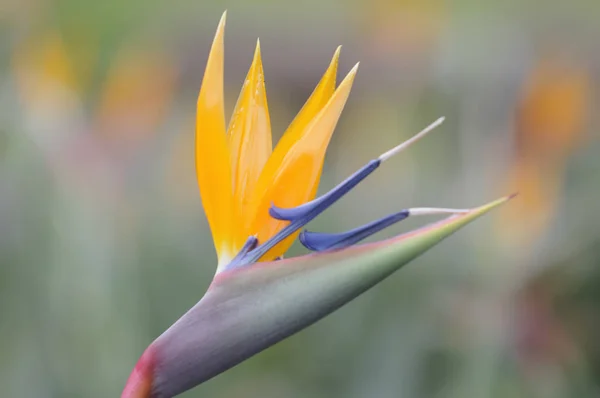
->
[
  {"left": 269, "top": 159, "right": 381, "bottom": 221},
  {"left": 299, "top": 210, "right": 409, "bottom": 252}
]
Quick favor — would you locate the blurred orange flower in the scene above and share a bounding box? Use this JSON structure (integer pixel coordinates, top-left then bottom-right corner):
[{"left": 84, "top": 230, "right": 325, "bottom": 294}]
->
[
  {"left": 498, "top": 55, "right": 590, "bottom": 245},
  {"left": 96, "top": 48, "right": 178, "bottom": 148}
]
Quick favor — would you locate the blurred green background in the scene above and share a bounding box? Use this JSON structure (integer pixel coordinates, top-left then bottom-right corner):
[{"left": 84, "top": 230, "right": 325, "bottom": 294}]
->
[{"left": 2, "top": 0, "right": 599, "bottom": 397}]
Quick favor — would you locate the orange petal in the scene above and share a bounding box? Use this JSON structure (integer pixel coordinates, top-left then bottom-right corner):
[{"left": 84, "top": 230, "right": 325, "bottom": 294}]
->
[
  {"left": 250, "top": 63, "right": 359, "bottom": 261},
  {"left": 196, "top": 12, "right": 234, "bottom": 266},
  {"left": 273, "top": 46, "right": 340, "bottom": 158},
  {"left": 228, "top": 40, "right": 272, "bottom": 250}
]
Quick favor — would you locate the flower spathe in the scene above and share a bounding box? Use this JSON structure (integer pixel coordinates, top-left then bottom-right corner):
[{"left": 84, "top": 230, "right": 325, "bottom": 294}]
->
[{"left": 197, "top": 12, "right": 355, "bottom": 270}]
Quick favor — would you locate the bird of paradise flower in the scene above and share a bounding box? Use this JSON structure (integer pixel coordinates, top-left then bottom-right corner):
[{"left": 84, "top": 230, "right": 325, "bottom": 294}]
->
[{"left": 122, "top": 12, "right": 514, "bottom": 398}]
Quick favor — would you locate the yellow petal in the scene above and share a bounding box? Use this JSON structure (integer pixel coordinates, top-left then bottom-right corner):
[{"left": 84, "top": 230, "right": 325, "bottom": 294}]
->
[
  {"left": 228, "top": 40, "right": 272, "bottom": 250},
  {"left": 250, "top": 63, "right": 359, "bottom": 261},
  {"left": 272, "top": 46, "right": 341, "bottom": 158},
  {"left": 196, "top": 12, "right": 234, "bottom": 265}
]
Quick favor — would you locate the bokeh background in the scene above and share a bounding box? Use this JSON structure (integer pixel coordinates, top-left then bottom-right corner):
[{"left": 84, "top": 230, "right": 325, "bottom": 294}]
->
[{"left": 2, "top": 0, "right": 599, "bottom": 397}]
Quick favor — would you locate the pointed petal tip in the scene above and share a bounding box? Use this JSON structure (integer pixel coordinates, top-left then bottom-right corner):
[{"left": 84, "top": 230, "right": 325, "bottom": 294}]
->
[
  {"left": 252, "top": 39, "right": 262, "bottom": 63},
  {"left": 337, "top": 62, "right": 359, "bottom": 87},
  {"left": 326, "top": 46, "right": 342, "bottom": 76},
  {"left": 321, "top": 46, "right": 341, "bottom": 82},
  {"left": 379, "top": 117, "right": 446, "bottom": 162},
  {"left": 205, "top": 11, "right": 227, "bottom": 64},
  {"left": 213, "top": 11, "right": 226, "bottom": 38},
  {"left": 332, "top": 46, "right": 342, "bottom": 63}
]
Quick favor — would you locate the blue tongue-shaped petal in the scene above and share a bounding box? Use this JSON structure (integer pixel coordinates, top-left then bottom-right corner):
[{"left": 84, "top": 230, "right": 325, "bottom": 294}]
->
[
  {"left": 269, "top": 160, "right": 380, "bottom": 221},
  {"left": 298, "top": 207, "right": 473, "bottom": 252},
  {"left": 299, "top": 210, "right": 409, "bottom": 251}
]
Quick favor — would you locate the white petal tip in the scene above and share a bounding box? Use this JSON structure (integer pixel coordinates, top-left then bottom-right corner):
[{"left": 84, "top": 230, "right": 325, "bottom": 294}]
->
[{"left": 379, "top": 116, "right": 445, "bottom": 162}]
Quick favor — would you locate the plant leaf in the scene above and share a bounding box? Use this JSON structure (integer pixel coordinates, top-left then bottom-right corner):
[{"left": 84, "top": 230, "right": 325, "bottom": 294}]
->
[{"left": 144, "top": 196, "right": 512, "bottom": 397}]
